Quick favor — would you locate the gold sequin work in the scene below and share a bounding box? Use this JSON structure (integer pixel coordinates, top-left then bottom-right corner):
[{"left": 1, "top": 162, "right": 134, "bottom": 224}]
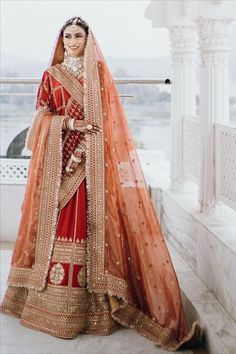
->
[
  {"left": 49, "top": 263, "right": 65, "bottom": 285},
  {"left": 0, "top": 183, "right": 119, "bottom": 338}
]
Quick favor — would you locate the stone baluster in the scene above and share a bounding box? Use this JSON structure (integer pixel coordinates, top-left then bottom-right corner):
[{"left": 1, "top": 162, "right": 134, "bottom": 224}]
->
[
  {"left": 169, "top": 24, "right": 198, "bottom": 191},
  {"left": 197, "top": 17, "right": 233, "bottom": 212}
]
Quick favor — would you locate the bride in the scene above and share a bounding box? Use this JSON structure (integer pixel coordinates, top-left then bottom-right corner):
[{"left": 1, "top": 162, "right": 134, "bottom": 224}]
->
[{"left": 0, "top": 16, "right": 201, "bottom": 351}]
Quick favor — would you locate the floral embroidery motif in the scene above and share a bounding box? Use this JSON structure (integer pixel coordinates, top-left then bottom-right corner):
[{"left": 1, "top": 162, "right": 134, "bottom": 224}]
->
[
  {"left": 77, "top": 266, "right": 85, "bottom": 287},
  {"left": 49, "top": 263, "right": 65, "bottom": 285}
]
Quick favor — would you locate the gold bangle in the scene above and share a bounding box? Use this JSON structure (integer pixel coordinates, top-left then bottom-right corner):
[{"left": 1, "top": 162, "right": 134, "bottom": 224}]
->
[
  {"left": 71, "top": 153, "right": 82, "bottom": 163},
  {"left": 65, "top": 166, "right": 73, "bottom": 173},
  {"left": 68, "top": 118, "right": 75, "bottom": 131},
  {"left": 62, "top": 116, "right": 67, "bottom": 129},
  {"left": 86, "top": 124, "right": 93, "bottom": 130},
  {"left": 64, "top": 116, "right": 71, "bottom": 129}
]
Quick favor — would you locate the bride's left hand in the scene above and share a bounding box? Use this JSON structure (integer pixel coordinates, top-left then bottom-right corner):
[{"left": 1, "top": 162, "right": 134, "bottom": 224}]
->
[
  {"left": 65, "top": 157, "right": 79, "bottom": 175},
  {"left": 65, "top": 142, "right": 86, "bottom": 175}
]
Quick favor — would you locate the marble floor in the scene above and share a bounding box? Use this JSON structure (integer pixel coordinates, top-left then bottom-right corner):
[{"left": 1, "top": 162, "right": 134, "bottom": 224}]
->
[{"left": 0, "top": 248, "right": 207, "bottom": 354}]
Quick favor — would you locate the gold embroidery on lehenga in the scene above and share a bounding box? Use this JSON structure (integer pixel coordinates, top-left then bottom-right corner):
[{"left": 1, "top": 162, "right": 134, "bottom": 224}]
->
[
  {"left": 77, "top": 266, "right": 85, "bottom": 287},
  {"left": 50, "top": 241, "right": 86, "bottom": 264},
  {"left": 49, "top": 263, "right": 65, "bottom": 285},
  {"left": 1, "top": 186, "right": 121, "bottom": 337},
  {"left": 0, "top": 284, "right": 120, "bottom": 338}
]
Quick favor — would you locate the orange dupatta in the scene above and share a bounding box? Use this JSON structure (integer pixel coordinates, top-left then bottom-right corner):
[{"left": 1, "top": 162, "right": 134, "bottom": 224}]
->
[{"left": 7, "top": 25, "right": 201, "bottom": 351}]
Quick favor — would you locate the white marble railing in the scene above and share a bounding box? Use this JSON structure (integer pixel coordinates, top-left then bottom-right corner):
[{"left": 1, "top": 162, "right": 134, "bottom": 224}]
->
[
  {"left": 215, "top": 123, "right": 236, "bottom": 211},
  {"left": 182, "top": 115, "right": 200, "bottom": 184},
  {"left": 182, "top": 116, "right": 236, "bottom": 212},
  {"left": 0, "top": 158, "right": 29, "bottom": 184},
  {"left": 1, "top": 119, "right": 236, "bottom": 213}
]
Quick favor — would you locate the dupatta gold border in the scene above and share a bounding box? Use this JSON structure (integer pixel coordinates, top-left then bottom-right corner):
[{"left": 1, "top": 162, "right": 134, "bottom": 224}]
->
[
  {"left": 47, "top": 65, "right": 84, "bottom": 107},
  {"left": 83, "top": 33, "right": 128, "bottom": 298},
  {"left": 58, "top": 163, "right": 85, "bottom": 211},
  {"left": 7, "top": 115, "right": 63, "bottom": 290},
  {"left": 108, "top": 296, "right": 201, "bottom": 351}
]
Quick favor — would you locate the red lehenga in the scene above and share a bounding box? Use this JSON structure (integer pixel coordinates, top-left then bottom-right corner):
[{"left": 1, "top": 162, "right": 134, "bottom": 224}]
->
[
  {"left": 0, "top": 71, "right": 120, "bottom": 336},
  {"left": 0, "top": 25, "right": 201, "bottom": 351}
]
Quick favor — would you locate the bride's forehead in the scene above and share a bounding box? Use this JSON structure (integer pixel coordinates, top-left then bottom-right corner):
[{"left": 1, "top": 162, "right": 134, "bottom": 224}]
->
[{"left": 63, "top": 25, "right": 85, "bottom": 35}]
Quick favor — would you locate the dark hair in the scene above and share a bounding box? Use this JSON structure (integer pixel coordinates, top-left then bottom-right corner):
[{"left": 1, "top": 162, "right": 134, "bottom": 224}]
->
[{"left": 60, "top": 17, "right": 89, "bottom": 37}]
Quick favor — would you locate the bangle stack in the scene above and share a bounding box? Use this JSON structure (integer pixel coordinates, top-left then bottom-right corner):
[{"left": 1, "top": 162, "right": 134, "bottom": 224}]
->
[
  {"left": 68, "top": 118, "right": 75, "bottom": 131},
  {"left": 62, "top": 116, "right": 68, "bottom": 129},
  {"left": 71, "top": 153, "right": 83, "bottom": 163}
]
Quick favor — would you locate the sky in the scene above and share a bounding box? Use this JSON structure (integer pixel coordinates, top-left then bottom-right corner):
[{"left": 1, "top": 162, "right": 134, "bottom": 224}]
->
[{"left": 1, "top": 0, "right": 171, "bottom": 62}]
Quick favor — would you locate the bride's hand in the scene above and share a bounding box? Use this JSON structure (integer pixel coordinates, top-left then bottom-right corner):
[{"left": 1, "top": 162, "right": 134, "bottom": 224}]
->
[
  {"left": 74, "top": 141, "right": 86, "bottom": 157},
  {"left": 74, "top": 120, "right": 102, "bottom": 135},
  {"left": 65, "top": 142, "right": 86, "bottom": 175},
  {"left": 65, "top": 157, "right": 78, "bottom": 175}
]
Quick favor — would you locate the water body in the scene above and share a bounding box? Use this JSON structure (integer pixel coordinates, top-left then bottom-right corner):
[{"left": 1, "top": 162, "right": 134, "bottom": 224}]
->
[
  {"left": 1, "top": 102, "right": 235, "bottom": 161},
  {"left": 0, "top": 103, "right": 172, "bottom": 160}
]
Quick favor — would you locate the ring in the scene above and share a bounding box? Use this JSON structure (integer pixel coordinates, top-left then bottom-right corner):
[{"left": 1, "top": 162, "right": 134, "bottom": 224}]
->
[
  {"left": 86, "top": 124, "right": 93, "bottom": 130},
  {"left": 66, "top": 166, "right": 73, "bottom": 173}
]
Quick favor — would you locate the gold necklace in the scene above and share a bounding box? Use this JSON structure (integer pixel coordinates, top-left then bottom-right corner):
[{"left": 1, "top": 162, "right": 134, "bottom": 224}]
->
[{"left": 61, "top": 56, "right": 84, "bottom": 78}]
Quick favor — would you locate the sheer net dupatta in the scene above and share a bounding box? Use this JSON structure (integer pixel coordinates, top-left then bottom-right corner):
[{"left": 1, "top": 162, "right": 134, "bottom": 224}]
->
[
  {"left": 5, "top": 22, "right": 202, "bottom": 350},
  {"left": 81, "top": 31, "right": 201, "bottom": 350},
  {"left": 6, "top": 106, "right": 65, "bottom": 291}
]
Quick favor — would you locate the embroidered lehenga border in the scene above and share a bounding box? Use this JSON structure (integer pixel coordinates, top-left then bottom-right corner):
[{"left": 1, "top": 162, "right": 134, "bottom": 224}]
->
[{"left": 2, "top": 182, "right": 120, "bottom": 338}]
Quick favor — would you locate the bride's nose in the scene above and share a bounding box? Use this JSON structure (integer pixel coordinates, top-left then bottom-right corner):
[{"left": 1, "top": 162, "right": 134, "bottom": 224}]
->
[{"left": 69, "top": 37, "right": 77, "bottom": 44}]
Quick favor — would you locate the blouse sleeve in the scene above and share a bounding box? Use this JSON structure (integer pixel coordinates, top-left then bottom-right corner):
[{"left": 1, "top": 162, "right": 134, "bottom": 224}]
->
[{"left": 35, "top": 71, "right": 53, "bottom": 111}]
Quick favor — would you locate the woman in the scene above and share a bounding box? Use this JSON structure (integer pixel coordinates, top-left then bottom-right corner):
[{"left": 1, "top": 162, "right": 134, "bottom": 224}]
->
[{"left": 0, "top": 17, "right": 201, "bottom": 351}]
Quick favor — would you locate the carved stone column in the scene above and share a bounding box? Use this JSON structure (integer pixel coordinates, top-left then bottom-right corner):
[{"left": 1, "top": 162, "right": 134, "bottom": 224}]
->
[
  {"left": 197, "top": 17, "right": 233, "bottom": 212},
  {"left": 169, "top": 25, "right": 198, "bottom": 190}
]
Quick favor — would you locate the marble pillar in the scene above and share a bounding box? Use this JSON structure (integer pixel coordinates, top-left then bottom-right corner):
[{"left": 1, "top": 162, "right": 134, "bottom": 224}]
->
[
  {"left": 197, "top": 17, "right": 234, "bottom": 212},
  {"left": 169, "top": 24, "right": 198, "bottom": 191}
]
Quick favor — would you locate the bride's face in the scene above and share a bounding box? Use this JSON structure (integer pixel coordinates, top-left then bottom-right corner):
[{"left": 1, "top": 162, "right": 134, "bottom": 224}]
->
[{"left": 63, "top": 25, "right": 87, "bottom": 58}]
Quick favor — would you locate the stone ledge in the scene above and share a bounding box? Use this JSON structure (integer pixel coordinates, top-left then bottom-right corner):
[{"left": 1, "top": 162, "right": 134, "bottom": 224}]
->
[
  {"left": 141, "top": 154, "right": 236, "bottom": 324},
  {"left": 150, "top": 184, "right": 236, "bottom": 324},
  {"left": 169, "top": 245, "right": 236, "bottom": 354}
]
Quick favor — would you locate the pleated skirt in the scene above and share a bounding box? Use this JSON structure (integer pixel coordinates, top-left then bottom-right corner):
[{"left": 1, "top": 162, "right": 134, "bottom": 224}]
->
[{"left": 0, "top": 178, "right": 120, "bottom": 338}]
